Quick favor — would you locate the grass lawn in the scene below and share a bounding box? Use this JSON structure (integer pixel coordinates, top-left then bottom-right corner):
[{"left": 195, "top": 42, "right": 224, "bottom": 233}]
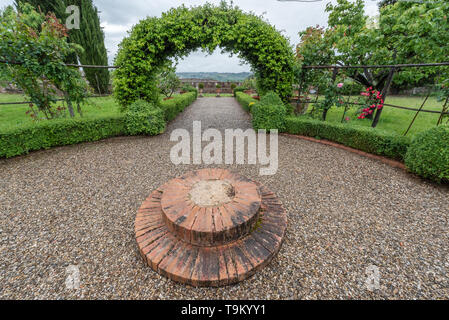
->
[
  {"left": 300, "top": 95, "right": 447, "bottom": 137},
  {"left": 201, "top": 93, "right": 233, "bottom": 97},
  {"left": 1, "top": 93, "right": 447, "bottom": 137},
  {"left": 0, "top": 94, "right": 119, "bottom": 131}
]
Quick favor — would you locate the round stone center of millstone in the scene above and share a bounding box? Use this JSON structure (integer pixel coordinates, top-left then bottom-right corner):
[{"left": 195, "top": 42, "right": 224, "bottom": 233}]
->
[{"left": 189, "top": 180, "right": 235, "bottom": 207}]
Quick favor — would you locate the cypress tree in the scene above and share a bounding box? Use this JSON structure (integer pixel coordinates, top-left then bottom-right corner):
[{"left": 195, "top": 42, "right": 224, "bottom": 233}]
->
[
  {"left": 68, "top": 0, "right": 109, "bottom": 94},
  {"left": 15, "top": 0, "right": 110, "bottom": 94}
]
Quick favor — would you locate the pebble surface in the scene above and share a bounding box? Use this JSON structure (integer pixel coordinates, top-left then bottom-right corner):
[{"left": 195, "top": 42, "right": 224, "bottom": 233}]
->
[{"left": 1, "top": 97, "right": 448, "bottom": 299}]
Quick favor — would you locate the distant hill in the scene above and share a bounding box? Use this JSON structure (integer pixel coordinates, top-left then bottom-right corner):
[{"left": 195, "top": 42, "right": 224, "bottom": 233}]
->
[{"left": 177, "top": 72, "right": 252, "bottom": 82}]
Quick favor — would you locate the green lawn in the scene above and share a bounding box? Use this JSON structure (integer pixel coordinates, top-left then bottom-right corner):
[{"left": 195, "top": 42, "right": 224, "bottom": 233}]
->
[
  {"left": 0, "top": 94, "right": 120, "bottom": 131},
  {"left": 301, "top": 95, "right": 447, "bottom": 137},
  {"left": 201, "top": 93, "right": 233, "bottom": 97},
  {"left": 0, "top": 93, "right": 446, "bottom": 137}
]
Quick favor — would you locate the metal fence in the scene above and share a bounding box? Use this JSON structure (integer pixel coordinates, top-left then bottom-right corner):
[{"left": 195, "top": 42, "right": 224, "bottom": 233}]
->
[
  {"left": 1, "top": 59, "right": 449, "bottom": 135},
  {"left": 295, "top": 62, "right": 449, "bottom": 135}
]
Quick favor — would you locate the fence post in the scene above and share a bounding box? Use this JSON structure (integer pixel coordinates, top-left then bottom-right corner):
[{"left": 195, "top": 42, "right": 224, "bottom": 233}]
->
[
  {"left": 404, "top": 90, "right": 431, "bottom": 136},
  {"left": 436, "top": 97, "right": 449, "bottom": 126},
  {"left": 371, "top": 66, "right": 396, "bottom": 128}
]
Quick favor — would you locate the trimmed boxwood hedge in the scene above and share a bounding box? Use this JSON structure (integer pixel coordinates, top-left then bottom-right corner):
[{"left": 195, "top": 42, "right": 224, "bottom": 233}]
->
[
  {"left": 125, "top": 100, "right": 166, "bottom": 136},
  {"left": 236, "top": 92, "right": 410, "bottom": 161},
  {"left": 284, "top": 117, "right": 411, "bottom": 161},
  {"left": 236, "top": 91, "right": 257, "bottom": 112},
  {"left": 251, "top": 91, "right": 286, "bottom": 132},
  {"left": 0, "top": 116, "right": 126, "bottom": 158},
  {"left": 0, "top": 92, "right": 197, "bottom": 158},
  {"left": 405, "top": 125, "right": 449, "bottom": 183},
  {"left": 162, "top": 91, "right": 197, "bottom": 121}
]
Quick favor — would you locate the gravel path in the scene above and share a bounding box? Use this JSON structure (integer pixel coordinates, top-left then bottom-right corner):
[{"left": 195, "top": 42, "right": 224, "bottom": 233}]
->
[{"left": 1, "top": 97, "right": 448, "bottom": 299}]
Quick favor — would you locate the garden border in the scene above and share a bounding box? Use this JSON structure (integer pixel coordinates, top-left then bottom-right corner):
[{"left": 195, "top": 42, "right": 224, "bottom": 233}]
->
[
  {"left": 0, "top": 92, "right": 197, "bottom": 158},
  {"left": 281, "top": 133, "right": 405, "bottom": 170}
]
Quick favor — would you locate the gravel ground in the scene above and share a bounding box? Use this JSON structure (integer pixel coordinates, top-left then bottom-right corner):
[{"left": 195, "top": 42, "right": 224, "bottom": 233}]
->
[{"left": 1, "top": 97, "right": 448, "bottom": 300}]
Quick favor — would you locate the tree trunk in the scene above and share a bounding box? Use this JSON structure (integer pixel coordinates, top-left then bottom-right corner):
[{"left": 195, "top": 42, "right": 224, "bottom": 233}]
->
[
  {"left": 322, "top": 108, "right": 329, "bottom": 121},
  {"left": 372, "top": 67, "right": 396, "bottom": 128},
  {"left": 77, "top": 103, "right": 83, "bottom": 117},
  {"left": 322, "top": 68, "right": 339, "bottom": 121},
  {"left": 64, "top": 92, "right": 75, "bottom": 118}
]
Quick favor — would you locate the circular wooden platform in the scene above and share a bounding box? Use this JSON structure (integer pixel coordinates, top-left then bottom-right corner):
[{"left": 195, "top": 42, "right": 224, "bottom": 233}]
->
[{"left": 135, "top": 169, "right": 287, "bottom": 287}]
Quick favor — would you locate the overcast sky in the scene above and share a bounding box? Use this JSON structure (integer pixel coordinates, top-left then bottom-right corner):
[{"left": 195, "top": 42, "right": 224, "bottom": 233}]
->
[{"left": 0, "top": 0, "right": 380, "bottom": 72}]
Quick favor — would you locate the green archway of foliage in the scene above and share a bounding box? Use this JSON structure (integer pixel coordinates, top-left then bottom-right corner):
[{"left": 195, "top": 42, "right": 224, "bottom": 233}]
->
[{"left": 113, "top": 2, "right": 295, "bottom": 107}]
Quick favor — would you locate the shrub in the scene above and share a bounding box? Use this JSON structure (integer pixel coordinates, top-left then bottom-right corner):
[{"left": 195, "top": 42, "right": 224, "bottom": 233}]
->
[
  {"left": 234, "top": 86, "right": 247, "bottom": 97},
  {"left": 0, "top": 116, "right": 126, "bottom": 158},
  {"left": 181, "top": 84, "right": 197, "bottom": 93},
  {"left": 405, "top": 125, "right": 449, "bottom": 183},
  {"left": 160, "top": 91, "right": 197, "bottom": 122},
  {"left": 236, "top": 92, "right": 257, "bottom": 112},
  {"left": 252, "top": 91, "right": 287, "bottom": 131},
  {"left": 258, "top": 91, "right": 284, "bottom": 107},
  {"left": 284, "top": 117, "right": 410, "bottom": 161},
  {"left": 198, "top": 83, "right": 204, "bottom": 89},
  {"left": 125, "top": 100, "right": 166, "bottom": 136}
]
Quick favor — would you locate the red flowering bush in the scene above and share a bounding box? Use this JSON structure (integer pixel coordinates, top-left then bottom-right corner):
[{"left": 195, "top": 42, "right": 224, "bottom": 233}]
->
[{"left": 358, "top": 87, "right": 384, "bottom": 120}]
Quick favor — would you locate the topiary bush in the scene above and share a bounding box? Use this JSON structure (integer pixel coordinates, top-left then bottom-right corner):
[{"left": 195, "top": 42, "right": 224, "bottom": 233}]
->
[
  {"left": 405, "top": 125, "right": 449, "bottom": 183},
  {"left": 125, "top": 100, "right": 166, "bottom": 136},
  {"left": 181, "top": 84, "right": 197, "bottom": 93},
  {"left": 251, "top": 91, "right": 287, "bottom": 131}
]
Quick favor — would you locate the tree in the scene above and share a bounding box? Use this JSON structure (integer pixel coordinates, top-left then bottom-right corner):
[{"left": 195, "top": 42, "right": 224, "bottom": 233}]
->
[
  {"left": 67, "top": 0, "right": 110, "bottom": 94},
  {"left": 378, "top": 0, "right": 398, "bottom": 9},
  {"left": 15, "top": 0, "right": 110, "bottom": 94},
  {"left": 295, "top": 25, "right": 336, "bottom": 116},
  {"left": 157, "top": 65, "right": 180, "bottom": 98},
  {"left": 0, "top": 3, "right": 88, "bottom": 119},
  {"left": 306, "top": 0, "right": 449, "bottom": 127}
]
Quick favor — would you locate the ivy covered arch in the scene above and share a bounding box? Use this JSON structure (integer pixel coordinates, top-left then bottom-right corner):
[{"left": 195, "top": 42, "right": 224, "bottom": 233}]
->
[{"left": 113, "top": 2, "right": 295, "bottom": 107}]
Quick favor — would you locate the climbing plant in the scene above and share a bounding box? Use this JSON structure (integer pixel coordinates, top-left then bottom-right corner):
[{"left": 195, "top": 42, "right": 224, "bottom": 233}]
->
[
  {"left": 0, "top": 3, "right": 88, "bottom": 119},
  {"left": 113, "top": 2, "right": 295, "bottom": 108}
]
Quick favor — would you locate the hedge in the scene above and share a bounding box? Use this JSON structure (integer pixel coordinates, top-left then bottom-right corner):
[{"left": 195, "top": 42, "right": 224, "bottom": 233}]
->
[
  {"left": 405, "top": 125, "right": 449, "bottom": 183},
  {"left": 236, "top": 91, "right": 257, "bottom": 112},
  {"left": 0, "top": 115, "right": 126, "bottom": 158},
  {"left": 251, "top": 91, "right": 286, "bottom": 132},
  {"left": 161, "top": 91, "right": 197, "bottom": 122},
  {"left": 125, "top": 100, "right": 166, "bottom": 136},
  {"left": 284, "top": 117, "right": 411, "bottom": 161},
  {"left": 0, "top": 92, "right": 197, "bottom": 158}
]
